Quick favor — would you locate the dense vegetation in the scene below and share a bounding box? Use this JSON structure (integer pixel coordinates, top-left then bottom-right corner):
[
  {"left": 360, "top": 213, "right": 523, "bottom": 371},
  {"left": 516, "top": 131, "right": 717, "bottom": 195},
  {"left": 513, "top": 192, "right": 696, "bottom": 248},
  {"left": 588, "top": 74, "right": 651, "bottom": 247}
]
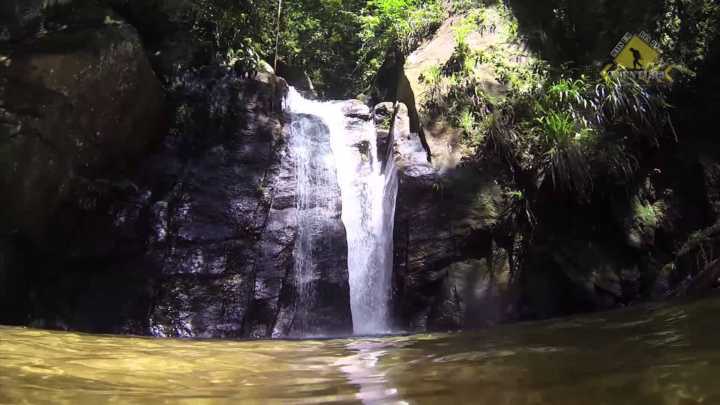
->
[
  {"left": 184, "top": 0, "right": 446, "bottom": 97},
  {"left": 180, "top": 0, "right": 718, "bottom": 96},
  {"left": 406, "top": 0, "right": 720, "bottom": 281},
  {"left": 179, "top": 0, "right": 720, "bottom": 288},
  {"left": 37, "top": 0, "right": 720, "bottom": 275}
]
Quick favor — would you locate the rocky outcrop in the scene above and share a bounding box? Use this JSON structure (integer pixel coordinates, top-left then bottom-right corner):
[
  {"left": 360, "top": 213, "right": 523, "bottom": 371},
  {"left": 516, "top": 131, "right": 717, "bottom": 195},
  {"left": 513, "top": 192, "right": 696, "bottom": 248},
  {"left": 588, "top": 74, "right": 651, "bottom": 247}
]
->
[
  {"left": 0, "top": 29, "right": 356, "bottom": 338},
  {"left": 388, "top": 93, "right": 720, "bottom": 331},
  {"left": 142, "top": 70, "right": 289, "bottom": 338},
  {"left": 103, "top": 0, "right": 210, "bottom": 79},
  {"left": 382, "top": 5, "right": 720, "bottom": 333},
  {"left": 0, "top": 3, "right": 165, "bottom": 332},
  {"left": 260, "top": 109, "right": 352, "bottom": 339},
  {"left": 0, "top": 6, "right": 165, "bottom": 245},
  {"left": 397, "top": 7, "right": 531, "bottom": 172},
  {"left": 0, "top": 0, "right": 353, "bottom": 337},
  {"left": 390, "top": 102, "right": 514, "bottom": 331}
]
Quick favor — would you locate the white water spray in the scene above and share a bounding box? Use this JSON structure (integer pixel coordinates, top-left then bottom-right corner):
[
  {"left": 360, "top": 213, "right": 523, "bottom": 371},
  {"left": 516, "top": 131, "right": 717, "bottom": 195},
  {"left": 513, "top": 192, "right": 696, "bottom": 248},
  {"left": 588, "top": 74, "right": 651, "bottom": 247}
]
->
[{"left": 284, "top": 88, "right": 398, "bottom": 335}]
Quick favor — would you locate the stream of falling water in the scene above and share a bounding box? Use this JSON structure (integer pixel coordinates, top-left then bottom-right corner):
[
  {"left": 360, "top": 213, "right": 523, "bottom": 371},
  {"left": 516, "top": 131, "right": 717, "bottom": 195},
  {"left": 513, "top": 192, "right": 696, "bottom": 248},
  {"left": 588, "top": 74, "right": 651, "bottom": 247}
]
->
[{"left": 284, "top": 88, "right": 398, "bottom": 335}]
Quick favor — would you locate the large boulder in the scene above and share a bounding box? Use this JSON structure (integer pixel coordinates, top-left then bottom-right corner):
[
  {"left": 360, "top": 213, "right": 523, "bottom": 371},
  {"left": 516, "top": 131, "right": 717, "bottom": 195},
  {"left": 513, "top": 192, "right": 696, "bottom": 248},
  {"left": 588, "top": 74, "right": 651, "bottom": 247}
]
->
[
  {"left": 0, "top": 8, "right": 165, "bottom": 245},
  {"left": 103, "top": 0, "right": 210, "bottom": 78},
  {"left": 0, "top": 64, "right": 302, "bottom": 337},
  {"left": 0, "top": 6, "right": 169, "bottom": 333},
  {"left": 397, "top": 6, "right": 530, "bottom": 172}
]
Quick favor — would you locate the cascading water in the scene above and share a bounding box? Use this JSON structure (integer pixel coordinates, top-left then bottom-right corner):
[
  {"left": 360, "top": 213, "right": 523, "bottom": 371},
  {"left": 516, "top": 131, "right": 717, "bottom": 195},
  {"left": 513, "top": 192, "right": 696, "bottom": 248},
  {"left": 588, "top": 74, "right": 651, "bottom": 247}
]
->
[
  {"left": 286, "top": 100, "right": 344, "bottom": 335},
  {"left": 284, "top": 88, "right": 398, "bottom": 335}
]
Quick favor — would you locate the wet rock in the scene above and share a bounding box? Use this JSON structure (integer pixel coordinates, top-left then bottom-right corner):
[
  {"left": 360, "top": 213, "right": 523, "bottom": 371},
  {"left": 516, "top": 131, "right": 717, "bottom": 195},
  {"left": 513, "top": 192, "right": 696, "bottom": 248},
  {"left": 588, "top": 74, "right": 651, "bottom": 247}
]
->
[
  {"left": 428, "top": 246, "right": 512, "bottom": 330},
  {"left": 276, "top": 61, "right": 315, "bottom": 96},
  {"left": 266, "top": 104, "right": 356, "bottom": 339},
  {"left": 343, "top": 100, "right": 371, "bottom": 121},
  {"left": 146, "top": 69, "right": 349, "bottom": 339},
  {"left": 373, "top": 102, "right": 395, "bottom": 165},
  {"left": 149, "top": 274, "right": 250, "bottom": 338},
  {"left": 145, "top": 70, "right": 293, "bottom": 338},
  {"left": 390, "top": 103, "right": 510, "bottom": 332}
]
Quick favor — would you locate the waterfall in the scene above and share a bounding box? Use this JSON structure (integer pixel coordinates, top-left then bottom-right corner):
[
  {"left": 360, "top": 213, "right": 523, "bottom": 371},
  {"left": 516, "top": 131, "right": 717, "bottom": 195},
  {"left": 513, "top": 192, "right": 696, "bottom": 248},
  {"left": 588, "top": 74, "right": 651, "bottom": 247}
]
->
[
  {"left": 286, "top": 101, "right": 343, "bottom": 335},
  {"left": 284, "top": 88, "right": 398, "bottom": 335}
]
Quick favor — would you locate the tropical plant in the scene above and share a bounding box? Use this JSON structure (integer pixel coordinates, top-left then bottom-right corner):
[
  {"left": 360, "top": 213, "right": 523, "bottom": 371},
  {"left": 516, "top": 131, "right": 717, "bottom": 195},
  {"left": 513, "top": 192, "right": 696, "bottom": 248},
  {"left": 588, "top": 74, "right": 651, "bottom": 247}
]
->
[
  {"left": 545, "top": 77, "right": 590, "bottom": 108},
  {"left": 595, "top": 72, "right": 676, "bottom": 146},
  {"left": 421, "top": 64, "right": 445, "bottom": 110},
  {"left": 536, "top": 110, "right": 594, "bottom": 196},
  {"left": 459, "top": 109, "right": 477, "bottom": 136},
  {"left": 536, "top": 111, "right": 576, "bottom": 146},
  {"left": 224, "top": 38, "right": 260, "bottom": 75},
  {"left": 454, "top": 15, "right": 477, "bottom": 46}
]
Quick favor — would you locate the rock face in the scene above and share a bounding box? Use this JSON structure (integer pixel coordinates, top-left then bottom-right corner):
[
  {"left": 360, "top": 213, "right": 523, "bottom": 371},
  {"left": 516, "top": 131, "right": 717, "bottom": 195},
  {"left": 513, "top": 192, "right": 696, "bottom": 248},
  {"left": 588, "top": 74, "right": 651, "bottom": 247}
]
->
[
  {"left": 0, "top": 50, "right": 354, "bottom": 337},
  {"left": 397, "top": 6, "right": 531, "bottom": 172},
  {"left": 0, "top": 8, "right": 166, "bottom": 243},
  {"left": 260, "top": 109, "right": 352, "bottom": 339},
  {"left": 388, "top": 96, "right": 720, "bottom": 331},
  {"left": 0, "top": 3, "right": 354, "bottom": 338},
  {"left": 143, "top": 70, "right": 290, "bottom": 338},
  {"left": 390, "top": 103, "right": 514, "bottom": 331},
  {"left": 0, "top": 4, "right": 165, "bottom": 331}
]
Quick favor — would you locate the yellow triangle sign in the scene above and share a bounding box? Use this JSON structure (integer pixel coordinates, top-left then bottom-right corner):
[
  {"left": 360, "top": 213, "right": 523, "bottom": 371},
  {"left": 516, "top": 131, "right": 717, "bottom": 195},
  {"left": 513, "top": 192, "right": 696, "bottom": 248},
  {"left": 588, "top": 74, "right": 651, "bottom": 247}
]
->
[{"left": 614, "top": 34, "right": 660, "bottom": 70}]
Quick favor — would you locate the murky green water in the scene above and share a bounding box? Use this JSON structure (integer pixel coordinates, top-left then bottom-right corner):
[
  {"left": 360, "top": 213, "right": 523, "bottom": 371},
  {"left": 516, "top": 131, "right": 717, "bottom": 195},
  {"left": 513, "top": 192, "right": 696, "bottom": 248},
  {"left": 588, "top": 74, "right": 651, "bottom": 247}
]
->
[{"left": 2, "top": 297, "right": 720, "bottom": 404}]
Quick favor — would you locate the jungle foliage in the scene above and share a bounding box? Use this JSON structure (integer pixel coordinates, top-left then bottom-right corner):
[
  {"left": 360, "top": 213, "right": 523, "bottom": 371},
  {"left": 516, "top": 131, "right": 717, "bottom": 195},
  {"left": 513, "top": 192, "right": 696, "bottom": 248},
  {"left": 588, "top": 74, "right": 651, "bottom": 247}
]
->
[
  {"left": 416, "top": 0, "right": 718, "bottom": 198},
  {"left": 181, "top": 0, "right": 719, "bottom": 98},
  {"left": 187, "top": 0, "right": 446, "bottom": 97}
]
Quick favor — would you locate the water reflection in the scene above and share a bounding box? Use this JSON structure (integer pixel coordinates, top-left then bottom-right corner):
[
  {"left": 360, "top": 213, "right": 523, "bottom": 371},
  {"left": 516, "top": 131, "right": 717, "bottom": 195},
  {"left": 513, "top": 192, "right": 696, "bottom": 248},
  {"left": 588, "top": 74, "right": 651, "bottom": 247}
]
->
[
  {"left": 2, "top": 296, "right": 720, "bottom": 404},
  {"left": 337, "top": 340, "right": 407, "bottom": 404}
]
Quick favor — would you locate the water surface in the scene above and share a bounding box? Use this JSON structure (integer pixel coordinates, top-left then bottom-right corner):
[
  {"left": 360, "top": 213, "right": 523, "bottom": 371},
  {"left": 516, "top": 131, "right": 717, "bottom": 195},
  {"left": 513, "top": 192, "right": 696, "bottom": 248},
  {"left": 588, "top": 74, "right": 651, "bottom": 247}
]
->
[{"left": 2, "top": 296, "right": 720, "bottom": 404}]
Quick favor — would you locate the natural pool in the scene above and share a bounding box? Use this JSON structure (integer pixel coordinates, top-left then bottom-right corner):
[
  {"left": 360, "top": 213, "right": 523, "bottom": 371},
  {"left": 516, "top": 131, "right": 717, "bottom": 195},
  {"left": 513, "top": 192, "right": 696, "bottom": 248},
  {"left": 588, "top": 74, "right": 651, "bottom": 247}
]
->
[{"left": 2, "top": 296, "right": 720, "bottom": 404}]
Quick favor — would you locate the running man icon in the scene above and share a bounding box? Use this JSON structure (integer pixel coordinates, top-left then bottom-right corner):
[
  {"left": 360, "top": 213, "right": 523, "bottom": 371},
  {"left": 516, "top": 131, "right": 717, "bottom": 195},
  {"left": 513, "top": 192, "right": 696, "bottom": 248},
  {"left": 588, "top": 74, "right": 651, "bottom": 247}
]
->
[
  {"left": 603, "top": 33, "right": 663, "bottom": 77},
  {"left": 630, "top": 48, "right": 642, "bottom": 69}
]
